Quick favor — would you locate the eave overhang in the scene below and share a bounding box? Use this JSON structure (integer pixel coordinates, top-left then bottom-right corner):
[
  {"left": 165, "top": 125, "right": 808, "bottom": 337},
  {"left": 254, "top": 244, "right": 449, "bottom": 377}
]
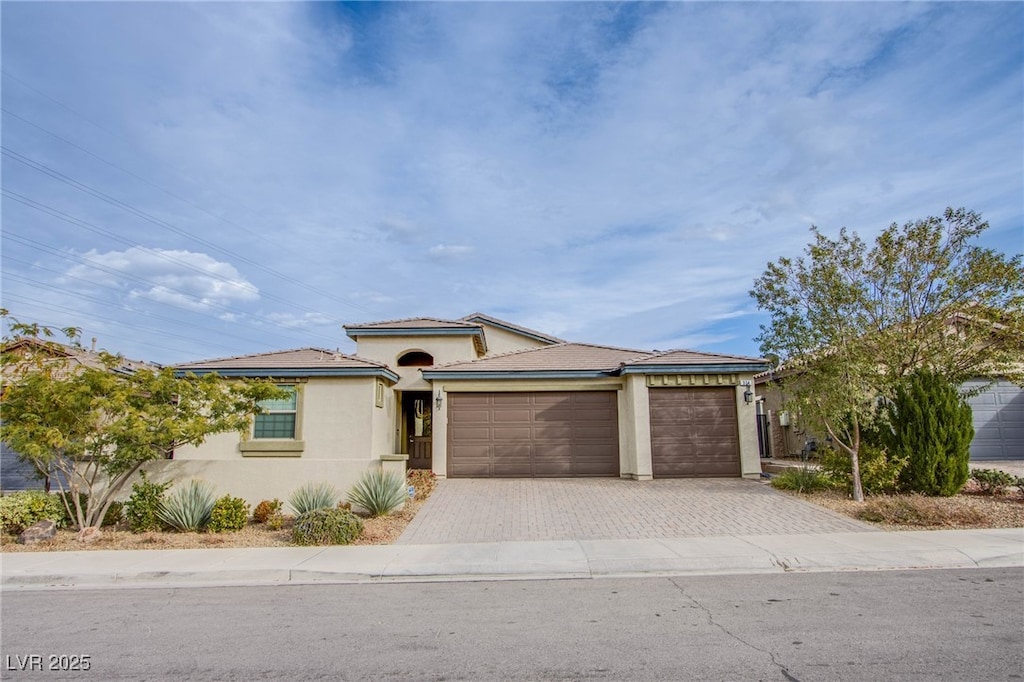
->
[
  {"left": 422, "top": 369, "right": 619, "bottom": 381},
  {"left": 174, "top": 367, "right": 400, "bottom": 382}
]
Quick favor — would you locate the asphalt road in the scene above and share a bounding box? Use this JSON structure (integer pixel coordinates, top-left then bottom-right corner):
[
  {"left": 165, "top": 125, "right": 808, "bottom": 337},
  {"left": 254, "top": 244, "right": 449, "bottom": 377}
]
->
[{"left": 2, "top": 568, "right": 1021, "bottom": 681}]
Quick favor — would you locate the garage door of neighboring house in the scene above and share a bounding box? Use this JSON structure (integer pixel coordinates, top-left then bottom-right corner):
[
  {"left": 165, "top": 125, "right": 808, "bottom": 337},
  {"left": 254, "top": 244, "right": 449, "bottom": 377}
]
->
[
  {"left": 447, "top": 392, "right": 619, "bottom": 477},
  {"left": 649, "top": 387, "right": 740, "bottom": 477},
  {"left": 964, "top": 379, "right": 1024, "bottom": 461}
]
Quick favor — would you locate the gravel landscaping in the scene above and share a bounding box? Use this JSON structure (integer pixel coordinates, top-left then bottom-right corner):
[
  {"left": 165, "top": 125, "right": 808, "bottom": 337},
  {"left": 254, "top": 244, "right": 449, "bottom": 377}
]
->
[{"left": 0, "top": 497, "right": 427, "bottom": 553}]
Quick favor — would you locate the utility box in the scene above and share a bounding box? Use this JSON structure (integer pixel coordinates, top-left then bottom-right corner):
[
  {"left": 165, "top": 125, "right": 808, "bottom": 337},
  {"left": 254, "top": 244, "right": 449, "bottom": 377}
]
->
[{"left": 778, "top": 410, "right": 791, "bottom": 427}]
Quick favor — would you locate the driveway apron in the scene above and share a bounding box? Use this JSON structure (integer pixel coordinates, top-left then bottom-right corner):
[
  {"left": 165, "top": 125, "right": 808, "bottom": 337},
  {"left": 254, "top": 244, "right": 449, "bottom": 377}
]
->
[{"left": 396, "top": 478, "right": 876, "bottom": 545}]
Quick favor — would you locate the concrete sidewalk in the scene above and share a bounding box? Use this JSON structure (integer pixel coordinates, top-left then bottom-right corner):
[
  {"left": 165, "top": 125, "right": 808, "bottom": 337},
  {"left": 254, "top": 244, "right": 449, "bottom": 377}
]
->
[{"left": 2, "top": 528, "right": 1021, "bottom": 590}]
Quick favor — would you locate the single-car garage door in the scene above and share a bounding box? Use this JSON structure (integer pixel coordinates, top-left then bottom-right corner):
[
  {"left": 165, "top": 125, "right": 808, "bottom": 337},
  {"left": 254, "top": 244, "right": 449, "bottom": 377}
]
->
[
  {"left": 964, "top": 379, "right": 1024, "bottom": 461},
  {"left": 650, "top": 387, "right": 740, "bottom": 477},
  {"left": 448, "top": 392, "right": 619, "bottom": 477}
]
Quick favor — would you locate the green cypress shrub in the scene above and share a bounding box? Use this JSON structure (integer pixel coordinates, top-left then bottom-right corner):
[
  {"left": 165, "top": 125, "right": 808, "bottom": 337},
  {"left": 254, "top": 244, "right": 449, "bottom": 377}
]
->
[{"left": 888, "top": 370, "right": 973, "bottom": 497}]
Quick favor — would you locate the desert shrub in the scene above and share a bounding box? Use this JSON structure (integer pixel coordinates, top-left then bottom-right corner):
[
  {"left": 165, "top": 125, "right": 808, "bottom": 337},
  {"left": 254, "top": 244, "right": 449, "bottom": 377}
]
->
[
  {"left": 887, "top": 370, "right": 973, "bottom": 496},
  {"left": 158, "top": 480, "right": 216, "bottom": 532},
  {"left": 347, "top": 468, "right": 406, "bottom": 517},
  {"left": 407, "top": 470, "right": 437, "bottom": 501},
  {"left": 288, "top": 482, "right": 340, "bottom": 516},
  {"left": 208, "top": 495, "right": 250, "bottom": 533},
  {"left": 266, "top": 512, "right": 285, "bottom": 530},
  {"left": 102, "top": 501, "right": 124, "bottom": 527},
  {"left": 292, "top": 508, "right": 363, "bottom": 546},
  {"left": 770, "top": 467, "right": 833, "bottom": 493},
  {"left": 0, "top": 491, "right": 67, "bottom": 535},
  {"left": 820, "top": 444, "right": 906, "bottom": 496},
  {"left": 970, "top": 469, "right": 1017, "bottom": 495},
  {"left": 253, "top": 498, "right": 283, "bottom": 524},
  {"left": 125, "top": 471, "right": 172, "bottom": 532},
  {"left": 856, "top": 496, "right": 986, "bottom": 527}
]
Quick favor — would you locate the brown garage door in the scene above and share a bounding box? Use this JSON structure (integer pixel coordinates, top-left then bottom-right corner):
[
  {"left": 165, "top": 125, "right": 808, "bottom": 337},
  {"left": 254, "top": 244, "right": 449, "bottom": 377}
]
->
[
  {"left": 448, "top": 392, "right": 619, "bottom": 477},
  {"left": 650, "top": 387, "right": 740, "bottom": 477}
]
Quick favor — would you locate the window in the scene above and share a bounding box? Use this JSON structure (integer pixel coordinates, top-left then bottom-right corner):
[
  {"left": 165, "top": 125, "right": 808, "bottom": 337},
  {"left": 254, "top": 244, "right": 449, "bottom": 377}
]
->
[
  {"left": 398, "top": 351, "right": 434, "bottom": 367},
  {"left": 254, "top": 385, "right": 297, "bottom": 439}
]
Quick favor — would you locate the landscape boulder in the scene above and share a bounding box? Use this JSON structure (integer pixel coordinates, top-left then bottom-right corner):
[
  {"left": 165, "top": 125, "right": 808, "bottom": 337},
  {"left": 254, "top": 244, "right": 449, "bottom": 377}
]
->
[{"left": 17, "top": 519, "right": 57, "bottom": 545}]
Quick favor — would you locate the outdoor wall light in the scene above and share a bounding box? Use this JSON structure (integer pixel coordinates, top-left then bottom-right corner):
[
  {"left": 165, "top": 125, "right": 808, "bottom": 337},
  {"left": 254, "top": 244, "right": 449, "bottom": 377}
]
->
[
  {"left": 743, "top": 388, "right": 754, "bottom": 404},
  {"left": 435, "top": 390, "right": 443, "bottom": 410}
]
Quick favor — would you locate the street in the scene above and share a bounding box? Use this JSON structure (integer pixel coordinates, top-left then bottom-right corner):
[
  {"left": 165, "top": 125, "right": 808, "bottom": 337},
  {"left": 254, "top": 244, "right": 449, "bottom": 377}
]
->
[{"left": 2, "top": 568, "right": 1021, "bottom": 681}]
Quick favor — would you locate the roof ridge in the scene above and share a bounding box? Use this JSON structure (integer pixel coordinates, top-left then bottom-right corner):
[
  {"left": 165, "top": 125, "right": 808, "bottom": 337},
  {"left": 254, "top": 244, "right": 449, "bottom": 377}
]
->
[
  {"left": 430, "top": 342, "right": 560, "bottom": 369},
  {"left": 344, "top": 316, "right": 478, "bottom": 328},
  {"left": 459, "top": 312, "right": 566, "bottom": 343},
  {"left": 642, "top": 347, "right": 768, "bottom": 363},
  {"left": 175, "top": 347, "right": 335, "bottom": 366}
]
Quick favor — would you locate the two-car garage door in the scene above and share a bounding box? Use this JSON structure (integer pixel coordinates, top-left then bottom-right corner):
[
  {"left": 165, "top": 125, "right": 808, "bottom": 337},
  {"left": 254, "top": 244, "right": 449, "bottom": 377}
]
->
[
  {"left": 447, "top": 387, "right": 742, "bottom": 478},
  {"left": 447, "top": 392, "right": 619, "bottom": 477}
]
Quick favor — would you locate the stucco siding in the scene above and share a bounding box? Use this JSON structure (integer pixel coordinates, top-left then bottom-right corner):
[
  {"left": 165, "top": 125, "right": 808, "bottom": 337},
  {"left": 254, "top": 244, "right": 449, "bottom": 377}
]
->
[{"left": 475, "top": 323, "right": 552, "bottom": 355}]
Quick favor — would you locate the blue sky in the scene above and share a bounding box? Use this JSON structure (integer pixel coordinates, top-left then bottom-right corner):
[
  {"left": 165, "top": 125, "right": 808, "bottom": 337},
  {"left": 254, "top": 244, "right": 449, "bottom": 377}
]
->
[{"left": 2, "top": 2, "right": 1021, "bottom": 365}]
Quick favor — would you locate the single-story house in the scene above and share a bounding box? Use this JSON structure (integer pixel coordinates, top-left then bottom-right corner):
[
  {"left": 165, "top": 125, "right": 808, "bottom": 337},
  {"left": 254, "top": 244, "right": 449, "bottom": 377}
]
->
[
  {"left": 755, "top": 373, "right": 1024, "bottom": 462},
  {"left": 1, "top": 337, "right": 155, "bottom": 493},
  {"left": 161, "top": 313, "right": 770, "bottom": 504}
]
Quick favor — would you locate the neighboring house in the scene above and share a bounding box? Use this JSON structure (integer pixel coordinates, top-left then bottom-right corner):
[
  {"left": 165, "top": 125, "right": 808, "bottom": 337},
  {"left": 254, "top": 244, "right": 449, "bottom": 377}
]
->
[
  {"left": 755, "top": 373, "right": 1024, "bottom": 462},
  {"left": 164, "top": 313, "right": 769, "bottom": 504},
  {"left": 1, "top": 337, "right": 155, "bottom": 493}
]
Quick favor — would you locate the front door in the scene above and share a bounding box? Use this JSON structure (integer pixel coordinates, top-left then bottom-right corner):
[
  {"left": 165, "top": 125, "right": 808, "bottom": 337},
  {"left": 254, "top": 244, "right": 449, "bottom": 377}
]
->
[{"left": 402, "top": 392, "right": 433, "bottom": 470}]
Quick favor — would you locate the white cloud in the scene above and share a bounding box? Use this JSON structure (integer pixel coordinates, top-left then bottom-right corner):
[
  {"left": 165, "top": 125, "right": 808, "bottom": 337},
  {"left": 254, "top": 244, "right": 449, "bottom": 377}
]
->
[
  {"left": 65, "top": 247, "right": 258, "bottom": 311},
  {"left": 2, "top": 2, "right": 1019, "bottom": 364}
]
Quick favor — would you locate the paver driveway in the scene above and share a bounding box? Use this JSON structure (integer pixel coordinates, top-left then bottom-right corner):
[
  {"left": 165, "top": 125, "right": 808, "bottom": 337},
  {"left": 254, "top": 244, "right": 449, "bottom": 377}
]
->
[{"left": 397, "top": 478, "right": 875, "bottom": 544}]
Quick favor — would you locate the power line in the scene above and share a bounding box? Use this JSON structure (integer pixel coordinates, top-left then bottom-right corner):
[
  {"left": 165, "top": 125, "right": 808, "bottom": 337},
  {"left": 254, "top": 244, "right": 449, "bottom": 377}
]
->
[
  {"left": 2, "top": 145, "right": 379, "bottom": 317},
  {"left": 2, "top": 234, "right": 342, "bottom": 345},
  {"left": 2, "top": 105, "right": 351, "bottom": 288},
  {"left": 1, "top": 260, "right": 337, "bottom": 349},
  {"left": 2, "top": 188, "right": 350, "bottom": 323}
]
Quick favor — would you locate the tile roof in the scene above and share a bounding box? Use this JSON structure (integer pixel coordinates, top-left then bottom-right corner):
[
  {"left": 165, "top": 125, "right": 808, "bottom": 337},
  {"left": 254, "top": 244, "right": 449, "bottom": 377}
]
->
[
  {"left": 428, "top": 342, "right": 654, "bottom": 374},
  {"left": 1, "top": 338, "right": 157, "bottom": 379},
  {"left": 174, "top": 348, "right": 391, "bottom": 371},
  {"left": 344, "top": 317, "right": 481, "bottom": 331},
  {"left": 459, "top": 313, "right": 565, "bottom": 344},
  {"left": 625, "top": 348, "right": 769, "bottom": 367}
]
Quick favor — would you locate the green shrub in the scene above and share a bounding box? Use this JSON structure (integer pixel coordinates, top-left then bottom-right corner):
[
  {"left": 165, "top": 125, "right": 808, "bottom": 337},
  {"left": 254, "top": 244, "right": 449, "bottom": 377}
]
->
[
  {"left": 770, "top": 466, "right": 833, "bottom": 493},
  {"left": 292, "top": 508, "right": 363, "bottom": 546},
  {"left": 208, "top": 495, "right": 250, "bottom": 533},
  {"left": 347, "top": 468, "right": 406, "bottom": 517},
  {"left": 124, "top": 472, "right": 172, "bottom": 532},
  {"left": 266, "top": 512, "right": 285, "bottom": 530},
  {"left": 970, "top": 469, "right": 1017, "bottom": 495},
  {"left": 157, "top": 480, "right": 216, "bottom": 532},
  {"left": 288, "top": 482, "right": 339, "bottom": 516},
  {"left": 888, "top": 369, "right": 973, "bottom": 497},
  {"left": 0, "top": 491, "right": 67, "bottom": 535},
  {"left": 820, "top": 444, "right": 906, "bottom": 496},
  {"left": 253, "top": 498, "right": 283, "bottom": 524}
]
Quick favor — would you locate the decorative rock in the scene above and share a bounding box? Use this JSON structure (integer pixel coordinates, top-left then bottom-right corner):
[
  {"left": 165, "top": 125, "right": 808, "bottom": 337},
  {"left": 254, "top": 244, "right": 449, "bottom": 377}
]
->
[
  {"left": 77, "top": 526, "right": 102, "bottom": 543},
  {"left": 17, "top": 519, "right": 57, "bottom": 545}
]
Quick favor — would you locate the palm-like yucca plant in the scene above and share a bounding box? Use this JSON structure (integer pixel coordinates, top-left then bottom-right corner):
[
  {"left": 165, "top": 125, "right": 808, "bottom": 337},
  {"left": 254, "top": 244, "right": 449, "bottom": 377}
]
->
[
  {"left": 288, "top": 482, "right": 340, "bottom": 516},
  {"left": 347, "top": 468, "right": 406, "bottom": 517},
  {"left": 157, "top": 480, "right": 216, "bottom": 532}
]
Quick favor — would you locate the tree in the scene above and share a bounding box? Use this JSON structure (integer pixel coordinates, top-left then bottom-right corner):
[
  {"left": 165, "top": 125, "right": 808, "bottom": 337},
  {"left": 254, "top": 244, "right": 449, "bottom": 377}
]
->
[
  {"left": 751, "top": 208, "right": 1023, "bottom": 502},
  {"left": 887, "top": 369, "right": 973, "bottom": 496},
  {"left": 1, "top": 315, "right": 286, "bottom": 531}
]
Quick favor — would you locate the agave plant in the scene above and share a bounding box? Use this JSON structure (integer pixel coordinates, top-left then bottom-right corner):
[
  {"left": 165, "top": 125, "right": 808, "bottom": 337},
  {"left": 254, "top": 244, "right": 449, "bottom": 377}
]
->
[
  {"left": 288, "top": 482, "right": 340, "bottom": 516},
  {"left": 157, "top": 480, "right": 216, "bottom": 532},
  {"left": 347, "top": 468, "right": 406, "bottom": 517}
]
